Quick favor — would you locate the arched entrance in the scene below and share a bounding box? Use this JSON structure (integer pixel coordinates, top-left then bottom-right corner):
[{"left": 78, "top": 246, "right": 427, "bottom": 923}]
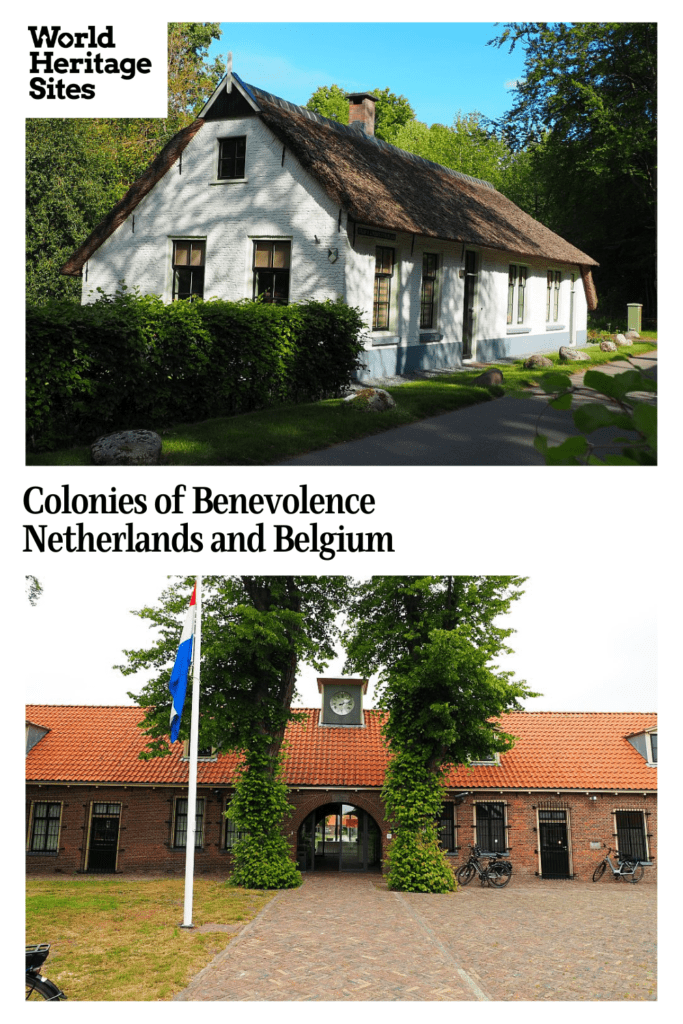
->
[{"left": 297, "top": 802, "right": 381, "bottom": 872}]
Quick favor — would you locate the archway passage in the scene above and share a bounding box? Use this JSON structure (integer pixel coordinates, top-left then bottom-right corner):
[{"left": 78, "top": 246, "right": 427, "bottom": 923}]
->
[{"left": 297, "top": 803, "right": 381, "bottom": 872}]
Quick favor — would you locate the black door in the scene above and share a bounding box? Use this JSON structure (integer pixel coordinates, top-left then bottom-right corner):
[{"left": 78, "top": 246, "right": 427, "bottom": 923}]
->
[
  {"left": 87, "top": 803, "right": 120, "bottom": 873},
  {"left": 462, "top": 250, "right": 477, "bottom": 358},
  {"left": 538, "top": 810, "right": 570, "bottom": 878}
]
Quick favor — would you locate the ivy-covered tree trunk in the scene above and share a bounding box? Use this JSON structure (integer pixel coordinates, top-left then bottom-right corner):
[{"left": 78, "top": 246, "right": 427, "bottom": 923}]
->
[
  {"left": 227, "top": 750, "right": 301, "bottom": 890},
  {"left": 383, "top": 752, "right": 455, "bottom": 893}
]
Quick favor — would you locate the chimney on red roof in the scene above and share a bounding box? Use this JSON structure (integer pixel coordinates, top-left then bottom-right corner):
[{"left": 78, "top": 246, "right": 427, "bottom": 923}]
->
[{"left": 347, "top": 92, "right": 376, "bottom": 136}]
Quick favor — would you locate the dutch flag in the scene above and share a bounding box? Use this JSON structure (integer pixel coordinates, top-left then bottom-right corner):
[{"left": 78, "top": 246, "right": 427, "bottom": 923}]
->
[{"left": 168, "top": 585, "right": 196, "bottom": 743}]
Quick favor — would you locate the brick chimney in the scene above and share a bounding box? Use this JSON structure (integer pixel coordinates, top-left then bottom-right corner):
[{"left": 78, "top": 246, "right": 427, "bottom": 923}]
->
[{"left": 347, "top": 92, "right": 376, "bottom": 136}]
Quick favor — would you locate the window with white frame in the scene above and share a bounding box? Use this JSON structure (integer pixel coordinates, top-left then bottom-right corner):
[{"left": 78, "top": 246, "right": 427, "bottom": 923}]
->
[
  {"left": 507, "top": 265, "right": 527, "bottom": 325},
  {"left": 614, "top": 809, "right": 649, "bottom": 861},
  {"left": 28, "top": 801, "right": 62, "bottom": 853},
  {"left": 474, "top": 801, "right": 507, "bottom": 852},
  {"left": 217, "top": 136, "right": 246, "bottom": 180},
  {"left": 546, "top": 270, "right": 561, "bottom": 322},
  {"left": 420, "top": 253, "right": 438, "bottom": 329},
  {"left": 253, "top": 240, "right": 291, "bottom": 304},
  {"left": 648, "top": 732, "right": 657, "bottom": 764},
  {"left": 373, "top": 247, "right": 395, "bottom": 330},
  {"left": 172, "top": 240, "right": 205, "bottom": 301},
  {"left": 173, "top": 797, "right": 205, "bottom": 848}
]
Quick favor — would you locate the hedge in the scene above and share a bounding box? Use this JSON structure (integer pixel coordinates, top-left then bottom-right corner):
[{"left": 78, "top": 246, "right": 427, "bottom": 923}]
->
[{"left": 26, "top": 289, "right": 366, "bottom": 451}]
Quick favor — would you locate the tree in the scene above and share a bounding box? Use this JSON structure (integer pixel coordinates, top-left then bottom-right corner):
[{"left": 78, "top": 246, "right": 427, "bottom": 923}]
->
[
  {"left": 26, "top": 24, "right": 225, "bottom": 304},
  {"left": 392, "top": 111, "right": 512, "bottom": 188},
  {"left": 306, "top": 84, "right": 415, "bottom": 142},
  {"left": 118, "top": 575, "right": 349, "bottom": 887},
  {"left": 343, "top": 576, "right": 536, "bottom": 891},
  {"left": 26, "top": 576, "right": 43, "bottom": 605},
  {"left": 488, "top": 23, "right": 657, "bottom": 319}
]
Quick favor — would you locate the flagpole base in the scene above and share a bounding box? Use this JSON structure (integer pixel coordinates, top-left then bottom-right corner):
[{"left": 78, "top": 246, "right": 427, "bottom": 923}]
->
[{"left": 179, "top": 922, "right": 195, "bottom": 929}]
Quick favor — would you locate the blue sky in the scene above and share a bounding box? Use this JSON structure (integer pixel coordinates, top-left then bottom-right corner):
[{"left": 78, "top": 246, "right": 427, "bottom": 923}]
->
[{"left": 208, "top": 23, "right": 528, "bottom": 127}]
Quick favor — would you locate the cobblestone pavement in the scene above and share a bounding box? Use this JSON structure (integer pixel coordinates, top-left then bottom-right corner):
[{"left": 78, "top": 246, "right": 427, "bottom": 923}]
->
[{"left": 176, "top": 873, "right": 656, "bottom": 1001}]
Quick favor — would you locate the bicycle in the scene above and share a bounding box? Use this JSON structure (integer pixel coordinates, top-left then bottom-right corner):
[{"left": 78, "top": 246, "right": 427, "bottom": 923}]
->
[
  {"left": 456, "top": 845, "right": 513, "bottom": 888},
  {"left": 26, "top": 944, "right": 67, "bottom": 1000},
  {"left": 591, "top": 847, "right": 651, "bottom": 884}
]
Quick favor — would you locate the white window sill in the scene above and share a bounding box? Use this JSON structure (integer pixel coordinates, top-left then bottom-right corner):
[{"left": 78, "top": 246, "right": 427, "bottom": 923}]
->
[
  {"left": 545, "top": 323, "right": 566, "bottom": 331},
  {"left": 369, "top": 334, "right": 400, "bottom": 347},
  {"left": 210, "top": 178, "right": 248, "bottom": 185},
  {"left": 506, "top": 325, "right": 531, "bottom": 334},
  {"left": 419, "top": 331, "right": 443, "bottom": 343}
]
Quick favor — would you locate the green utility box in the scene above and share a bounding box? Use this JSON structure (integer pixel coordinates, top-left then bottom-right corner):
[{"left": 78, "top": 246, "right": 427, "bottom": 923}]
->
[{"left": 627, "top": 304, "right": 643, "bottom": 333}]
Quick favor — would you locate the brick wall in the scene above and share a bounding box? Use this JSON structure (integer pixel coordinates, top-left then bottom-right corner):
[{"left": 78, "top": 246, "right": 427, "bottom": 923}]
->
[{"left": 27, "top": 785, "right": 656, "bottom": 883}]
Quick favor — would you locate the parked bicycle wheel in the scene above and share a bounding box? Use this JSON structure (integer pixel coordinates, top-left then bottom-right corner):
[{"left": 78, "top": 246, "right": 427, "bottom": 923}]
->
[
  {"left": 456, "top": 863, "right": 476, "bottom": 886},
  {"left": 487, "top": 863, "right": 512, "bottom": 887},
  {"left": 624, "top": 863, "right": 645, "bottom": 883},
  {"left": 26, "top": 976, "right": 66, "bottom": 1000},
  {"left": 592, "top": 860, "right": 607, "bottom": 881}
]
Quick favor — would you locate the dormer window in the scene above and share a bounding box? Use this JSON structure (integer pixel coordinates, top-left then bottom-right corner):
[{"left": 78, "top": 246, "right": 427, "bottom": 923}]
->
[
  {"left": 626, "top": 728, "right": 657, "bottom": 765},
  {"left": 468, "top": 753, "right": 499, "bottom": 766},
  {"left": 181, "top": 740, "right": 217, "bottom": 761},
  {"left": 649, "top": 732, "right": 657, "bottom": 764},
  {"left": 218, "top": 136, "right": 246, "bottom": 180}
]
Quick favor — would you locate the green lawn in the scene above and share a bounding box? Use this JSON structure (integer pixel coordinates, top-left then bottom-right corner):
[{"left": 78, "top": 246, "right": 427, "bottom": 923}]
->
[
  {"left": 26, "top": 876, "right": 274, "bottom": 1001},
  {"left": 27, "top": 339, "right": 656, "bottom": 466}
]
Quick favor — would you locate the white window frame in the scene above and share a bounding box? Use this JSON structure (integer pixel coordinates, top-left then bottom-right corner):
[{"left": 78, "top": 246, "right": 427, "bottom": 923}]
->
[{"left": 507, "top": 264, "right": 528, "bottom": 327}]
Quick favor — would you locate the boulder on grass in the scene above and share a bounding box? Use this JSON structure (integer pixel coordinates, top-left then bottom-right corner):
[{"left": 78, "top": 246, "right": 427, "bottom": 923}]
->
[
  {"left": 472, "top": 368, "right": 504, "bottom": 387},
  {"left": 625, "top": 329, "right": 640, "bottom": 340},
  {"left": 614, "top": 333, "right": 633, "bottom": 347},
  {"left": 600, "top": 340, "right": 618, "bottom": 352},
  {"left": 523, "top": 354, "right": 553, "bottom": 369},
  {"left": 559, "top": 346, "right": 590, "bottom": 363},
  {"left": 343, "top": 387, "right": 396, "bottom": 412},
  {"left": 91, "top": 429, "right": 162, "bottom": 466}
]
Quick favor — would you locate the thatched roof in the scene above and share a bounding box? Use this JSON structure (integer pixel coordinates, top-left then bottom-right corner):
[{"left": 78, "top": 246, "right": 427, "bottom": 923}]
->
[{"left": 62, "top": 75, "right": 598, "bottom": 286}]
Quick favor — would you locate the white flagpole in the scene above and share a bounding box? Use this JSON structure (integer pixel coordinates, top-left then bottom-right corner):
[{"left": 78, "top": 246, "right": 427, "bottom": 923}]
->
[{"left": 181, "top": 575, "right": 202, "bottom": 929}]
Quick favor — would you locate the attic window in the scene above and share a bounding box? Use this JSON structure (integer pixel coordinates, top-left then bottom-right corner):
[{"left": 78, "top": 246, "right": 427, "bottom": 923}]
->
[
  {"left": 218, "top": 136, "right": 246, "bottom": 180},
  {"left": 469, "top": 753, "right": 499, "bottom": 766},
  {"left": 649, "top": 732, "right": 657, "bottom": 764},
  {"left": 181, "top": 740, "right": 216, "bottom": 761},
  {"left": 172, "top": 240, "right": 205, "bottom": 301}
]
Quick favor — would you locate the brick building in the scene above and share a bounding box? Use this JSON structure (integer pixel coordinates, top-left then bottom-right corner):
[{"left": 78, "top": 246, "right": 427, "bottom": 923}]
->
[
  {"left": 26, "top": 679, "right": 656, "bottom": 882},
  {"left": 61, "top": 70, "right": 598, "bottom": 378}
]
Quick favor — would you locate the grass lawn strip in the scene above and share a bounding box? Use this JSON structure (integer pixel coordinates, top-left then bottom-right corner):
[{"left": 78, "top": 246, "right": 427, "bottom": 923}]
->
[
  {"left": 26, "top": 340, "right": 656, "bottom": 466},
  {"left": 26, "top": 877, "right": 274, "bottom": 1001}
]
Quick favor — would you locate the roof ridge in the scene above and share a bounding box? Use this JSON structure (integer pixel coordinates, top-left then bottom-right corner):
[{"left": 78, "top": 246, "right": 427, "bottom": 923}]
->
[{"left": 243, "top": 78, "right": 497, "bottom": 193}]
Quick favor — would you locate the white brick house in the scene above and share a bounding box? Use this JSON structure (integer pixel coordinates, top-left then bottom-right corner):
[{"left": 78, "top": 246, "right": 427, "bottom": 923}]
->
[{"left": 63, "top": 72, "right": 599, "bottom": 379}]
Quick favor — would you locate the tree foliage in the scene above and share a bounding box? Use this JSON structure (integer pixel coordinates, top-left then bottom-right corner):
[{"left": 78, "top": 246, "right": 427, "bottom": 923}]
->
[
  {"left": 120, "top": 575, "right": 349, "bottom": 889},
  {"left": 26, "top": 24, "right": 224, "bottom": 305},
  {"left": 26, "top": 576, "right": 43, "bottom": 606},
  {"left": 392, "top": 112, "right": 511, "bottom": 187},
  {"left": 306, "top": 84, "right": 415, "bottom": 142},
  {"left": 488, "top": 23, "right": 657, "bottom": 318},
  {"left": 343, "top": 576, "right": 536, "bottom": 891}
]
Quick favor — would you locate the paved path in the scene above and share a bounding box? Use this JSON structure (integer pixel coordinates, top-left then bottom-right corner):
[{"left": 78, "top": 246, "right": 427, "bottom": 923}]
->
[
  {"left": 278, "top": 352, "right": 656, "bottom": 466},
  {"left": 176, "top": 873, "right": 656, "bottom": 1001}
]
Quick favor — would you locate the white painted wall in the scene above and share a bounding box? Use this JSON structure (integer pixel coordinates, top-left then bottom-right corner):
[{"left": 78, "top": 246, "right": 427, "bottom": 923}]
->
[{"left": 83, "top": 117, "right": 348, "bottom": 304}]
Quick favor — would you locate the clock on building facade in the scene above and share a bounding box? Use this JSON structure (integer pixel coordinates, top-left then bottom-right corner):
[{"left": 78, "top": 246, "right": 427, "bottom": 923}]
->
[{"left": 318, "top": 677, "right": 368, "bottom": 726}]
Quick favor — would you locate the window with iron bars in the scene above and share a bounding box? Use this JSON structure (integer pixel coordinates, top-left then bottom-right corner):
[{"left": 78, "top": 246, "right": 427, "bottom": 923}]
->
[
  {"left": 420, "top": 253, "right": 438, "bottom": 329},
  {"left": 373, "top": 247, "right": 395, "bottom": 330},
  {"left": 173, "top": 797, "right": 205, "bottom": 848},
  {"left": 218, "top": 136, "right": 246, "bottom": 179},
  {"left": 172, "top": 240, "right": 205, "bottom": 301},
  {"left": 437, "top": 802, "right": 457, "bottom": 852},
  {"left": 29, "top": 802, "right": 61, "bottom": 852},
  {"left": 615, "top": 809, "right": 648, "bottom": 861},
  {"left": 475, "top": 801, "right": 507, "bottom": 852}
]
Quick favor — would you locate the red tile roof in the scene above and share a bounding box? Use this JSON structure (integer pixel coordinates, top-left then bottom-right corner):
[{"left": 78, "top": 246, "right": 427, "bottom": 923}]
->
[{"left": 25, "top": 706, "right": 656, "bottom": 792}]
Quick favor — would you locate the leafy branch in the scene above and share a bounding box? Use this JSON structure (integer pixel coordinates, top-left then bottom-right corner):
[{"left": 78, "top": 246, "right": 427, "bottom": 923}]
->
[{"left": 534, "top": 363, "right": 656, "bottom": 465}]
